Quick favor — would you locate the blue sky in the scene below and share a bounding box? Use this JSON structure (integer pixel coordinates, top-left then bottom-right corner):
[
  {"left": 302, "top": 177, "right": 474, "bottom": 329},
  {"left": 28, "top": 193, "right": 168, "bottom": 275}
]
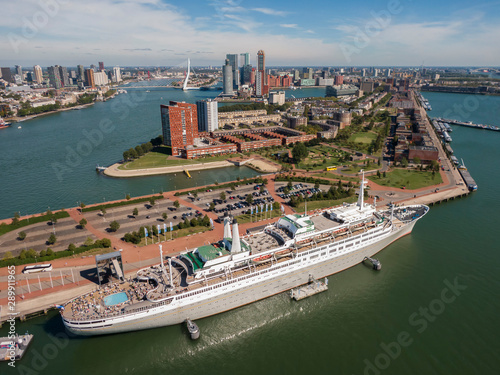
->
[{"left": 1, "top": 0, "right": 500, "bottom": 67}]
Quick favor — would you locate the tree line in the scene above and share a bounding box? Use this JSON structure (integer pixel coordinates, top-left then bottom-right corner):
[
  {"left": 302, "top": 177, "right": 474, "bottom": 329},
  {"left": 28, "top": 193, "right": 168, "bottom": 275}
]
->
[{"left": 122, "top": 135, "right": 163, "bottom": 161}]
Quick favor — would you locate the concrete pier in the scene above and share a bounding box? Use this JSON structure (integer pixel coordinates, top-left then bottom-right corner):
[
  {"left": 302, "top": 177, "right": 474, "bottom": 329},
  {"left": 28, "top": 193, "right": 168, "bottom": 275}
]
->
[{"left": 291, "top": 278, "right": 328, "bottom": 301}]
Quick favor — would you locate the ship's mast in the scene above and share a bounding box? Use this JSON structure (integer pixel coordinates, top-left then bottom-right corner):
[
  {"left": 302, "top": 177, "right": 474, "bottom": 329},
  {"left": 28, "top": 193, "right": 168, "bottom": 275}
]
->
[{"left": 357, "top": 170, "right": 365, "bottom": 210}]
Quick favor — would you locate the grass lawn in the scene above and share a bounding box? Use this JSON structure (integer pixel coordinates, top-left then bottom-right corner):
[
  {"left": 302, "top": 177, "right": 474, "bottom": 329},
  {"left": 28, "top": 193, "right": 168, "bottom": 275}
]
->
[
  {"left": 368, "top": 169, "right": 443, "bottom": 190},
  {"left": 136, "top": 225, "right": 211, "bottom": 246},
  {"left": 119, "top": 151, "right": 237, "bottom": 170},
  {"left": 297, "top": 145, "right": 350, "bottom": 170},
  {"left": 348, "top": 131, "right": 377, "bottom": 144},
  {"left": 295, "top": 196, "right": 357, "bottom": 212}
]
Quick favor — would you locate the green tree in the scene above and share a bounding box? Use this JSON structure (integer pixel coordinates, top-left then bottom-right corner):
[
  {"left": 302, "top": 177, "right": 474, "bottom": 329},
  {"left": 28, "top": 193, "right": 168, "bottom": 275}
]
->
[
  {"left": 246, "top": 194, "right": 253, "bottom": 204},
  {"left": 383, "top": 171, "right": 387, "bottom": 178},
  {"left": 39, "top": 249, "right": 47, "bottom": 258},
  {"left": 209, "top": 202, "right": 215, "bottom": 211},
  {"left": 149, "top": 197, "right": 156, "bottom": 207},
  {"left": 109, "top": 220, "right": 120, "bottom": 232},
  {"left": 12, "top": 212, "right": 20, "bottom": 225},
  {"left": 79, "top": 218, "right": 87, "bottom": 228},
  {"left": 27, "top": 248, "right": 38, "bottom": 259},
  {"left": 292, "top": 142, "right": 308, "bottom": 163},
  {"left": 413, "top": 157, "right": 421, "bottom": 166},
  {"left": 51, "top": 216, "right": 58, "bottom": 225},
  {"left": 174, "top": 200, "right": 180, "bottom": 209},
  {"left": 162, "top": 212, "right": 168, "bottom": 221},
  {"left": 80, "top": 202, "right": 86, "bottom": 209},
  {"left": 377, "top": 170, "right": 381, "bottom": 178},
  {"left": 47, "top": 233, "right": 57, "bottom": 245},
  {"left": 101, "top": 208, "right": 107, "bottom": 216},
  {"left": 84, "top": 237, "right": 94, "bottom": 246},
  {"left": 401, "top": 157, "right": 408, "bottom": 168},
  {"left": 135, "top": 145, "right": 144, "bottom": 157},
  {"left": 68, "top": 243, "right": 77, "bottom": 252},
  {"left": 126, "top": 194, "right": 131, "bottom": 200},
  {"left": 128, "top": 148, "right": 138, "bottom": 159},
  {"left": 18, "top": 231, "right": 27, "bottom": 240},
  {"left": 46, "top": 248, "right": 54, "bottom": 256},
  {"left": 18, "top": 249, "right": 27, "bottom": 260},
  {"left": 123, "top": 150, "right": 131, "bottom": 161},
  {"left": 220, "top": 192, "right": 226, "bottom": 200}
]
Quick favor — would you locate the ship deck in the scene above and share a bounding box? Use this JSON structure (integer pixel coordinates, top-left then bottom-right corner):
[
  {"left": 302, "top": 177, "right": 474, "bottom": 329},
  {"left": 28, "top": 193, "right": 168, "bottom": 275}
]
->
[{"left": 62, "top": 205, "right": 427, "bottom": 322}]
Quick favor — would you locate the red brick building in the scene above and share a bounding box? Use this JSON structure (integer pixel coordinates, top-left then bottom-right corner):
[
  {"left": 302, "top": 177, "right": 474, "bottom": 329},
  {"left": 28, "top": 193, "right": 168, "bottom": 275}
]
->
[{"left": 161, "top": 101, "right": 198, "bottom": 155}]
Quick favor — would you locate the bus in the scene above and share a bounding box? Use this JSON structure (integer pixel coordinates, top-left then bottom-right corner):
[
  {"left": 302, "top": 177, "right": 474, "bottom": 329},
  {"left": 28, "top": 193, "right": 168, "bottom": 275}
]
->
[
  {"left": 326, "top": 166, "right": 337, "bottom": 171},
  {"left": 22, "top": 264, "right": 53, "bottom": 274}
]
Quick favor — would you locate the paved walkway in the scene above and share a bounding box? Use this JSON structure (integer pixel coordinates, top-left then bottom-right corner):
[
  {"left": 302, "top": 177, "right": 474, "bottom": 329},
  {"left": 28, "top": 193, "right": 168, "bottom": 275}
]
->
[{"left": 104, "top": 160, "right": 234, "bottom": 178}]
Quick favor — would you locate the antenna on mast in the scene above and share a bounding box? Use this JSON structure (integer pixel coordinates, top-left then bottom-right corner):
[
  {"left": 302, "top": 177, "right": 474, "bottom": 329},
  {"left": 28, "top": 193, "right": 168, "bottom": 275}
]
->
[{"left": 357, "top": 170, "right": 365, "bottom": 210}]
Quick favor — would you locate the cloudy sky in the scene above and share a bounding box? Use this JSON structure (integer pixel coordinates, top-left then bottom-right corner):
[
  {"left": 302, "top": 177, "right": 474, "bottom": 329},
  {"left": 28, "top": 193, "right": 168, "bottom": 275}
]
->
[{"left": 1, "top": 0, "right": 499, "bottom": 68}]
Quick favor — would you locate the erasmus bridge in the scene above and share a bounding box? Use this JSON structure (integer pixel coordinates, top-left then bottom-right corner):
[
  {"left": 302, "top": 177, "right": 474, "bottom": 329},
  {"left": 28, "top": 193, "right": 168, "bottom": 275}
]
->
[{"left": 122, "top": 59, "right": 222, "bottom": 90}]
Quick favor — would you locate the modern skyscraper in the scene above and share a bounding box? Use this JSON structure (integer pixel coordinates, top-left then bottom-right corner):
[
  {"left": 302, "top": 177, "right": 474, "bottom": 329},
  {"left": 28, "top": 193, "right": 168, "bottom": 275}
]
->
[
  {"left": 240, "top": 52, "right": 250, "bottom": 66},
  {"left": 33, "top": 65, "right": 43, "bottom": 84},
  {"left": 226, "top": 54, "right": 239, "bottom": 90},
  {"left": 241, "top": 64, "right": 252, "bottom": 85},
  {"left": 48, "top": 66, "right": 62, "bottom": 89},
  {"left": 256, "top": 70, "right": 264, "bottom": 97},
  {"left": 77, "top": 65, "right": 85, "bottom": 80},
  {"left": 58, "top": 66, "right": 69, "bottom": 86},
  {"left": 1, "top": 68, "right": 13, "bottom": 83},
  {"left": 257, "top": 50, "right": 265, "bottom": 71},
  {"left": 196, "top": 99, "right": 218, "bottom": 133},
  {"left": 256, "top": 50, "right": 268, "bottom": 97},
  {"left": 113, "top": 67, "right": 122, "bottom": 82},
  {"left": 15, "top": 65, "right": 22, "bottom": 77},
  {"left": 161, "top": 101, "right": 198, "bottom": 155},
  {"left": 222, "top": 59, "right": 233, "bottom": 96},
  {"left": 99, "top": 62, "right": 105, "bottom": 71},
  {"left": 85, "top": 68, "right": 95, "bottom": 88}
]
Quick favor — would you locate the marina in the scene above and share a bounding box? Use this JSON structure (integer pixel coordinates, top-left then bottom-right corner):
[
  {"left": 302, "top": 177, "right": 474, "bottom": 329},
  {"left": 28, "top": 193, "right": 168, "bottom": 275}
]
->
[{"left": 434, "top": 117, "right": 500, "bottom": 132}]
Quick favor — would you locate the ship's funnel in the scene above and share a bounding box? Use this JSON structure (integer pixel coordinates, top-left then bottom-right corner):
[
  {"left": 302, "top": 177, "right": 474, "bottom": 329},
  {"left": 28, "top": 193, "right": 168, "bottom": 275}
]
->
[
  {"left": 223, "top": 212, "right": 232, "bottom": 239},
  {"left": 231, "top": 218, "right": 241, "bottom": 253}
]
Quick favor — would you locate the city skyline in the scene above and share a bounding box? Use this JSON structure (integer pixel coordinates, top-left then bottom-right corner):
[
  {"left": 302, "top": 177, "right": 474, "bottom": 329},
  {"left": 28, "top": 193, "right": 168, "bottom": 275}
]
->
[{"left": 1, "top": 0, "right": 500, "bottom": 67}]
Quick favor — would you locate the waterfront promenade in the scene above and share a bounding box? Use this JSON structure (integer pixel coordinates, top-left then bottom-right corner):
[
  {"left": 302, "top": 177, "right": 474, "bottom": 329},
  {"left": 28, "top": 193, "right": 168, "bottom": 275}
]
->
[
  {"left": 0, "top": 167, "right": 470, "bottom": 323},
  {"left": 104, "top": 160, "right": 235, "bottom": 178}
]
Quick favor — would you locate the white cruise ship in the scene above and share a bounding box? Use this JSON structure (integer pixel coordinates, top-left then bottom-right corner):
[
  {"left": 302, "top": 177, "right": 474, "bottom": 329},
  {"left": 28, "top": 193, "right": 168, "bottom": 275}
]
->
[{"left": 61, "top": 178, "right": 429, "bottom": 336}]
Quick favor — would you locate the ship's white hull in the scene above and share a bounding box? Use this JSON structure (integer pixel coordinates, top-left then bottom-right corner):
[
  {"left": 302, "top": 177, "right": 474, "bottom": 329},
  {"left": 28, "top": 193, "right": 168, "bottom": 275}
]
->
[{"left": 64, "top": 220, "right": 416, "bottom": 336}]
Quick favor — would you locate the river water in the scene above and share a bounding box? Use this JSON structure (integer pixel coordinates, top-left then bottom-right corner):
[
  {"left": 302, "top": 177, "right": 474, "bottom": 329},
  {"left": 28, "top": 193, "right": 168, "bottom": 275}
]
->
[{"left": 1, "top": 90, "right": 499, "bottom": 375}]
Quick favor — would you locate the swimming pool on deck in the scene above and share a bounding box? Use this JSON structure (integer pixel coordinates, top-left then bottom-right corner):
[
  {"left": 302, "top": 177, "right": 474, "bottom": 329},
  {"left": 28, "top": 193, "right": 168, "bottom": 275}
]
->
[{"left": 103, "top": 292, "right": 129, "bottom": 306}]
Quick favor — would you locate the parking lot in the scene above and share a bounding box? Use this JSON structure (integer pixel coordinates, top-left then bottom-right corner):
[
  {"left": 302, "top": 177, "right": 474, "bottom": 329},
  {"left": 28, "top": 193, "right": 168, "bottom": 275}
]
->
[
  {"left": 183, "top": 182, "right": 276, "bottom": 221},
  {"left": 274, "top": 182, "right": 329, "bottom": 203}
]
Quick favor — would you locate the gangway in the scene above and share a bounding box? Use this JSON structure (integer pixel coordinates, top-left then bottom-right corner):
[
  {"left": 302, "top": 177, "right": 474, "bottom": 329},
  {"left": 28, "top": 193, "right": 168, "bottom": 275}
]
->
[{"left": 111, "top": 258, "right": 124, "bottom": 281}]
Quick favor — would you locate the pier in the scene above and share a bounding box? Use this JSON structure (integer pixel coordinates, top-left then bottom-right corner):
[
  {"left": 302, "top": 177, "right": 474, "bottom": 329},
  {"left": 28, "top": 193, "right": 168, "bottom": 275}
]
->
[
  {"left": 290, "top": 276, "right": 328, "bottom": 301},
  {"left": 434, "top": 117, "right": 500, "bottom": 132}
]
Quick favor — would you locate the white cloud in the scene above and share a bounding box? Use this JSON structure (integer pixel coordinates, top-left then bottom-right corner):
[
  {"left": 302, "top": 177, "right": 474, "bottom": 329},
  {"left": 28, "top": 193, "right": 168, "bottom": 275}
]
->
[
  {"left": 1, "top": 1, "right": 500, "bottom": 66},
  {"left": 252, "top": 8, "right": 288, "bottom": 17}
]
